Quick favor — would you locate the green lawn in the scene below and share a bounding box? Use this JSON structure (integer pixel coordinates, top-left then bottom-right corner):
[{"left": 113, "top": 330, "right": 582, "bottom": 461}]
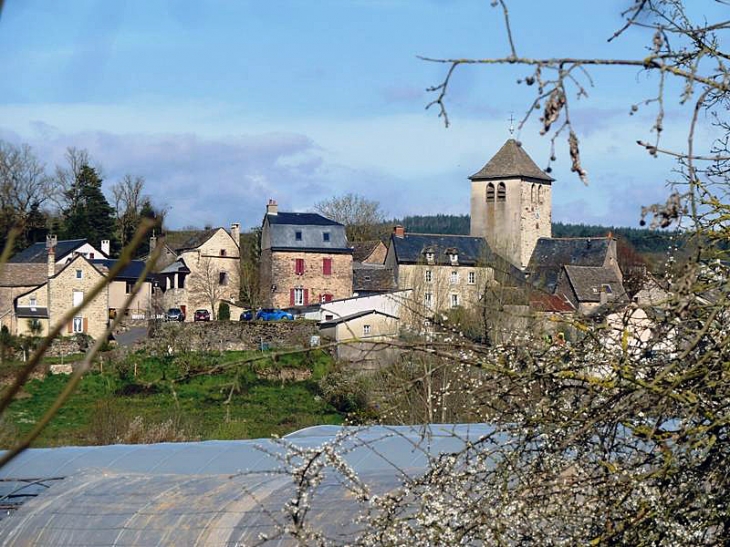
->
[{"left": 3, "top": 348, "right": 343, "bottom": 447}]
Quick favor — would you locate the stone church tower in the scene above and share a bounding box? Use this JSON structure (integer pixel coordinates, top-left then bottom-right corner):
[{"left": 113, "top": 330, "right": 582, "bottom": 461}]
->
[{"left": 469, "top": 139, "right": 554, "bottom": 269}]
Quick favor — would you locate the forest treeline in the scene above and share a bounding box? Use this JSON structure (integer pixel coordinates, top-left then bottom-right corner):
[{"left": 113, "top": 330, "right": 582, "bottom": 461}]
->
[{"left": 391, "top": 214, "right": 679, "bottom": 255}]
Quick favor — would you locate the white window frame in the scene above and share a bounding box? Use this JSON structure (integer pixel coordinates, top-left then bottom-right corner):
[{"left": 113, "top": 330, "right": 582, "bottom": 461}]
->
[
  {"left": 75, "top": 269, "right": 83, "bottom": 279},
  {"left": 450, "top": 294, "right": 459, "bottom": 308},
  {"left": 450, "top": 271, "right": 459, "bottom": 285},
  {"left": 294, "top": 288, "right": 305, "bottom": 306},
  {"left": 425, "top": 270, "right": 433, "bottom": 283},
  {"left": 29, "top": 296, "right": 37, "bottom": 308},
  {"left": 424, "top": 292, "right": 433, "bottom": 308},
  {"left": 425, "top": 252, "right": 435, "bottom": 263},
  {"left": 363, "top": 324, "right": 371, "bottom": 336},
  {"left": 468, "top": 271, "right": 476, "bottom": 285},
  {"left": 72, "top": 290, "right": 83, "bottom": 308},
  {"left": 450, "top": 253, "right": 458, "bottom": 265},
  {"left": 72, "top": 316, "right": 83, "bottom": 333}
]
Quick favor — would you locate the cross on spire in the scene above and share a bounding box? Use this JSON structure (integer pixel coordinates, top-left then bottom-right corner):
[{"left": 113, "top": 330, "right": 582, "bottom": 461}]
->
[{"left": 508, "top": 112, "right": 515, "bottom": 137}]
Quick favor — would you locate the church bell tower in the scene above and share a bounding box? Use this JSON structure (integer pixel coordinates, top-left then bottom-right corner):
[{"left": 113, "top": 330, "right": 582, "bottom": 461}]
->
[{"left": 469, "top": 139, "right": 554, "bottom": 269}]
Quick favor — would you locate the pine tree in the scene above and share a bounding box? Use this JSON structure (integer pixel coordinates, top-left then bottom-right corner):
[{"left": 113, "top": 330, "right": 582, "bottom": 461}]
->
[{"left": 60, "top": 165, "right": 118, "bottom": 255}]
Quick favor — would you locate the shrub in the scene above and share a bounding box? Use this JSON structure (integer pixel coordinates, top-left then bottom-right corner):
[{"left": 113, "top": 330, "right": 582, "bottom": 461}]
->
[{"left": 218, "top": 302, "right": 230, "bottom": 321}]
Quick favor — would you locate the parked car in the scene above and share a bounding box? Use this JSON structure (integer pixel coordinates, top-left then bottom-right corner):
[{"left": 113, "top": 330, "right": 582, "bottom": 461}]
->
[
  {"left": 165, "top": 308, "right": 185, "bottom": 322},
  {"left": 193, "top": 309, "right": 211, "bottom": 322},
  {"left": 255, "top": 308, "right": 294, "bottom": 321},
  {"left": 239, "top": 309, "right": 254, "bottom": 321}
]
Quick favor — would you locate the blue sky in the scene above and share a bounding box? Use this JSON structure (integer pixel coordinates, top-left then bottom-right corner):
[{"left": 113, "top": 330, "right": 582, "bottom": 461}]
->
[{"left": 0, "top": 0, "right": 719, "bottom": 230}]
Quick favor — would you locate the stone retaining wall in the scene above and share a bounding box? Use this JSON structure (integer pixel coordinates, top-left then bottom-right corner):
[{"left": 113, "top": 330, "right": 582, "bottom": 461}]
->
[{"left": 146, "top": 320, "right": 319, "bottom": 353}]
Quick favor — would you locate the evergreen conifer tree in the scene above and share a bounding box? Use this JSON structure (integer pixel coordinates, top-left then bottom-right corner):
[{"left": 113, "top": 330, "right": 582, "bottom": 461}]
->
[{"left": 60, "top": 165, "right": 118, "bottom": 255}]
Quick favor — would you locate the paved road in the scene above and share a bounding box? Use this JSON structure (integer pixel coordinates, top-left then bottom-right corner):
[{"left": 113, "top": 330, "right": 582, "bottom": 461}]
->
[{"left": 115, "top": 326, "right": 147, "bottom": 347}]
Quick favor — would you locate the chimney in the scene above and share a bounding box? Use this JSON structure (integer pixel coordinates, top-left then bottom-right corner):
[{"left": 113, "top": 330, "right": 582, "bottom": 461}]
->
[
  {"left": 149, "top": 233, "right": 157, "bottom": 253},
  {"left": 231, "top": 222, "right": 241, "bottom": 246},
  {"left": 393, "top": 225, "right": 405, "bottom": 238},
  {"left": 600, "top": 287, "right": 609, "bottom": 306},
  {"left": 266, "top": 199, "right": 278, "bottom": 215},
  {"left": 101, "top": 240, "right": 110, "bottom": 257},
  {"left": 46, "top": 235, "right": 57, "bottom": 278}
]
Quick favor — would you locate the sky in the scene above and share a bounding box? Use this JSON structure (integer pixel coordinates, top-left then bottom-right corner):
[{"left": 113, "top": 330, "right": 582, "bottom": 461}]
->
[{"left": 0, "top": 0, "right": 722, "bottom": 230}]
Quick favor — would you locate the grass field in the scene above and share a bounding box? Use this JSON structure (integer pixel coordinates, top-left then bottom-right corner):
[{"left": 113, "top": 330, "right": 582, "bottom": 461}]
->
[{"left": 2, "top": 348, "right": 344, "bottom": 447}]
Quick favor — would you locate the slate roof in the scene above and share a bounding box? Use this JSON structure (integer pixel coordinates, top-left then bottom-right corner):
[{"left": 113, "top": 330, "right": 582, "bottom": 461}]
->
[
  {"left": 159, "top": 258, "right": 190, "bottom": 275},
  {"left": 563, "top": 265, "right": 627, "bottom": 303},
  {"left": 15, "top": 306, "right": 49, "bottom": 319},
  {"left": 352, "top": 240, "right": 384, "bottom": 263},
  {"left": 90, "top": 259, "right": 153, "bottom": 281},
  {"left": 0, "top": 264, "right": 48, "bottom": 287},
  {"left": 470, "top": 139, "right": 553, "bottom": 182},
  {"left": 9, "top": 239, "right": 89, "bottom": 263},
  {"left": 353, "top": 264, "right": 397, "bottom": 293},
  {"left": 267, "top": 212, "right": 342, "bottom": 226},
  {"left": 527, "top": 237, "right": 612, "bottom": 293},
  {"left": 389, "top": 233, "right": 523, "bottom": 283},
  {"left": 168, "top": 228, "right": 219, "bottom": 252},
  {"left": 319, "top": 309, "right": 399, "bottom": 328},
  {"left": 265, "top": 212, "right": 351, "bottom": 253}
]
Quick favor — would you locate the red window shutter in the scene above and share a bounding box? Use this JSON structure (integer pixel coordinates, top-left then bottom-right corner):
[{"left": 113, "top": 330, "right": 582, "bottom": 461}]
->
[
  {"left": 67, "top": 321, "right": 72, "bottom": 334},
  {"left": 324, "top": 294, "right": 333, "bottom": 303},
  {"left": 290, "top": 289, "right": 295, "bottom": 306},
  {"left": 295, "top": 259, "right": 304, "bottom": 275},
  {"left": 303, "top": 289, "right": 309, "bottom": 305},
  {"left": 83, "top": 317, "right": 88, "bottom": 333},
  {"left": 323, "top": 258, "right": 332, "bottom": 275}
]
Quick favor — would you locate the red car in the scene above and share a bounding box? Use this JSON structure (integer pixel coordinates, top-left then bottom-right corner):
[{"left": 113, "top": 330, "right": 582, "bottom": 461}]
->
[{"left": 193, "top": 309, "right": 211, "bottom": 322}]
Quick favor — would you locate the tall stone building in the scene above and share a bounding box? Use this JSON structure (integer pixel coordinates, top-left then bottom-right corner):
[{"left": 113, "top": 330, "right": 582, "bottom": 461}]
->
[
  {"left": 259, "top": 200, "right": 353, "bottom": 308},
  {"left": 469, "top": 139, "right": 554, "bottom": 269}
]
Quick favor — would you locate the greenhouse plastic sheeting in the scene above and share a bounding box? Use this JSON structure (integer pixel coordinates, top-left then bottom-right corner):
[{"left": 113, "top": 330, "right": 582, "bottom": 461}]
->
[{"left": 0, "top": 423, "right": 494, "bottom": 546}]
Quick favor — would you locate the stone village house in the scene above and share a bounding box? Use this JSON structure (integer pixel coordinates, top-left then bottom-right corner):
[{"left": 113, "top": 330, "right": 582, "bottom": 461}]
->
[
  {"left": 3, "top": 237, "right": 154, "bottom": 339},
  {"left": 151, "top": 224, "right": 241, "bottom": 320},
  {"left": 259, "top": 200, "right": 353, "bottom": 309}
]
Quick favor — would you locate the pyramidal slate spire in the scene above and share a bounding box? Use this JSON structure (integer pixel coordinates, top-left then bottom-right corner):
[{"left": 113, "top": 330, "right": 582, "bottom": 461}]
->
[{"left": 469, "top": 139, "right": 553, "bottom": 182}]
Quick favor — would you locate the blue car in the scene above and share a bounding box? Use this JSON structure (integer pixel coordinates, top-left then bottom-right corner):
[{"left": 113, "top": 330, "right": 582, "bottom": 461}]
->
[
  {"left": 239, "top": 309, "right": 254, "bottom": 321},
  {"left": 255, "top": 308, "right": 294, "bottom": 321}
]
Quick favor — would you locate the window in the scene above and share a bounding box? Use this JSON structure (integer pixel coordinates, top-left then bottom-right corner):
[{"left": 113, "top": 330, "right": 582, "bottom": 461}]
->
[
  {"left": 294, "top": 287, "right": 305, "bottom": 306},
  {"left": 425, "top": 251, "right": 435, "bottom": 263},
  {"left": 73, "top": 316, "right": 83, "bottom": 333},
  {"left": 486, "top": 183, "right": 495, "bottom": 202},
  {"left": 425, "top": 270, "right": 432, "bottom": 283},
  {"left": 363, "top": 324, "right": 371, "bottom": 336},
  {"left": 29, "top": 297, "right": 37, "bottom": 309},
  {"left": 295, "top": 230, "right": 302, "bottom": 241},
  {"left": 451, "top": 294, "right": 459, "bottom": 308},
  {"left": 321, "top": 293, "right": 333, "bottom": 303},
  {"left": 125, "top": 281, "right": 134, "bottom": 294},
  {"left": 450, "top": 271, "right": 459, "bottom": 284},
  {"left": 497, "top": 182, "right": 506, "bottom": 201},
  {"left": 450, "top": 253, "right": 458, "bottom": 265},
  {"left": 424, "top": 292, "right": 433, "bottom": 307},
  {"left": 219, "top": 272, "right": 228, "bottom": 285},
  {"left": 325, "top": 314, "right": 334, "bottom": 321},
  {"left": 220, "top": 249, "right": 227, "bottom": 256},
  {"left": 531, "top": 184, "right": 536, "bottom": 203},
  {"left": 72, "top": 290, "right": 83, "bottom": 307},
  {"left": 323, "top": 232, "right": 330, "bottom": 242},
  {"left": 468, "top": 271, "right": 476, "bottom": 284},
  {"left": 538, "top": 185, "right": 544, "bottom": 204},
  {"left": 178, "top": 274, "right": 186, "bottom": 289},
  {"left": 295, "top": 258, "right": 305, "bottom": 275},
  {"left": 75, "top": 269, "right": 83, "bottom": 279},
  {"left": 322, "top": 258, "right": 332, "bottom": 275},
  {"left": 602, "top": 284, "right": 613, "bottom": 294}
]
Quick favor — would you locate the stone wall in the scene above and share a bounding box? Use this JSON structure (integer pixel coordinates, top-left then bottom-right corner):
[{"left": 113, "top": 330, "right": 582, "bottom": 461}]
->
[
  {"left": 262, "top": 250, "right": 353, "bottom": 308},
  {"left": 146, "top": 320, "right": 319, "bottom": 353}
]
